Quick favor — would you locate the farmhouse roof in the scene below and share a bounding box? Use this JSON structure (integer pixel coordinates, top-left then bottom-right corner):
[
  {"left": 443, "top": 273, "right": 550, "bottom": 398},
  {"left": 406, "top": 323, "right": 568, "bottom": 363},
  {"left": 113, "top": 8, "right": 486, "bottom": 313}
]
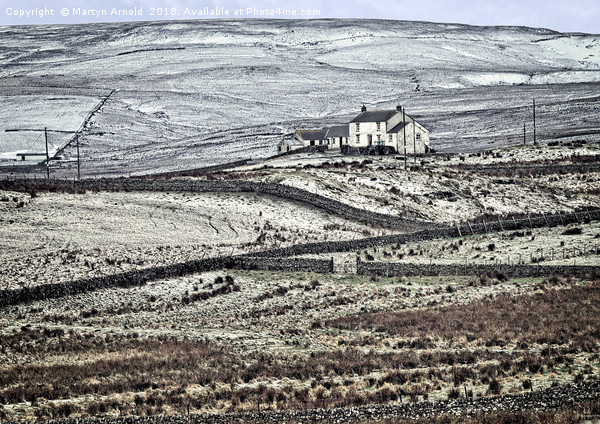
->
[
  {"left": 387, "top": 122, "right": 407, "bottom": 134},
  {"left": 295, "top": 129, "right": 327, "bottom": 140},
  {"left": 350, "top": 110, "right": 398, "bottom": 123},
  {"left": 387, "top": 114, "right": 415, "bottom": 134},
  {"left": 325, "top": 125, "right": 350, "bottom": 138}
]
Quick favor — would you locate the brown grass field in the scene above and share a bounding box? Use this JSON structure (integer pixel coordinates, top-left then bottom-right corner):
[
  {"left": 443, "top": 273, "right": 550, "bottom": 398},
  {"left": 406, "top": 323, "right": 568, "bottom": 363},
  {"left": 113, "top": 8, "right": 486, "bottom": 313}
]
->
[{"left": 1, "top": 144, "right": 599, "bottom": 422}]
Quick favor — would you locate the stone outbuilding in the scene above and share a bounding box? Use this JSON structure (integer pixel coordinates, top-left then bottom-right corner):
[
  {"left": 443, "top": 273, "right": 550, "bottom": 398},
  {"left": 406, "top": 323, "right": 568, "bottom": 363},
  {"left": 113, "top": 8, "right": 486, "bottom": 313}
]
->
[{"left": 277, "top": 137, "right": 304, "bottom": 153}]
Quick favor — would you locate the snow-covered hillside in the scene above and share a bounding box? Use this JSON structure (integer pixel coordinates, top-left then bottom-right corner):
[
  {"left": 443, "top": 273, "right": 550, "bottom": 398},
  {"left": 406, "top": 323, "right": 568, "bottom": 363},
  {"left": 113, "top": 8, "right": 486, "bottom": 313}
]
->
[{"left": 0, "top": 19, "right": 598, "bottom": 175}]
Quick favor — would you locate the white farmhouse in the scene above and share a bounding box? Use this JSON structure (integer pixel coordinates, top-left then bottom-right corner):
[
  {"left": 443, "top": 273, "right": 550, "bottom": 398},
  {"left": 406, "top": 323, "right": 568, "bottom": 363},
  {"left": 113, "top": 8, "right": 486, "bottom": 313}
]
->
[
  {"left": 284, "top": 103, "right": 430, "bottom": 155},
  {"left": 349, "top": 105, "right": 430, "bottom": 154}
]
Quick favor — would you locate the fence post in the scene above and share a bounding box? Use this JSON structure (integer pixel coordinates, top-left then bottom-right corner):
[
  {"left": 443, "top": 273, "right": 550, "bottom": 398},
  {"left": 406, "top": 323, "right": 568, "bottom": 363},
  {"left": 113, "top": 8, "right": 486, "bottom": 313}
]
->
[
  {"left": 456, "top": 221, "right": 462, "bottom": 237},
  {"left": 482, "top": 219, "right": 488, "bottom": 233},
  {"left": 467, "top": 221, "right": 474, "bottom": 235},
  {"left": 497, "top": 216, "right": 504, "bottom": 231}
]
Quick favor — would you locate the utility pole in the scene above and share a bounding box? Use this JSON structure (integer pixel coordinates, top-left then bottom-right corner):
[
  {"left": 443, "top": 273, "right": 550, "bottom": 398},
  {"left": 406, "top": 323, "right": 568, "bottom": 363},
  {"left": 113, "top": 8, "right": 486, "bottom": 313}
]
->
[
  {"left": 533, "top": 99, "right": 537, "bottom": 145},
  {"left": 395, "top": 105, "right": 400, "bottom": 154},
  {"left": 44, "top": 127, "right": 49, "bottom": 179},
  {"left": 413, "top": 119, "right": 417, "bottom": 164},
  {"left": 523, "top": 123, "right": 526, "bottom": 145},
  {"left": 76, "top": 133, "right": 81, "bottom": 181},
  {"left": 402, "top": 108, "right": 407, "bottom": 170}
]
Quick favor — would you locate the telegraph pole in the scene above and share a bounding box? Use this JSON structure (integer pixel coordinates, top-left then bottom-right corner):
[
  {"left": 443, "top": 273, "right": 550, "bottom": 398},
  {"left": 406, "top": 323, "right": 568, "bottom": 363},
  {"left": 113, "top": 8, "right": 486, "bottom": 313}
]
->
[
  {"left": 533, "top": 99, "right": 537, "bottom": 145},
  {"left": 523, "top": 123, "right": 526, "bottom": 145},
  {"left": 402, "top": 108, "right": 407, "bottom": 170},
  {"left": 76, "top": 133, "right": 81, "bottom": 181},
  {"left": 413, "top": 120, "right": 417, "bottom": 164},
  {"left": 44, "top": 127, "right": 49, "bottom": 179}
]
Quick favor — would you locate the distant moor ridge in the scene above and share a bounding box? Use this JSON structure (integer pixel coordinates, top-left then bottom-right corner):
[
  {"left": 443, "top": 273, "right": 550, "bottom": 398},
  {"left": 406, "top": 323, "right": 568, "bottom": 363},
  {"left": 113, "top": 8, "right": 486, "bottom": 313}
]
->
[{"left": 0, "top": 19, "right": 599, "bottom": 176}]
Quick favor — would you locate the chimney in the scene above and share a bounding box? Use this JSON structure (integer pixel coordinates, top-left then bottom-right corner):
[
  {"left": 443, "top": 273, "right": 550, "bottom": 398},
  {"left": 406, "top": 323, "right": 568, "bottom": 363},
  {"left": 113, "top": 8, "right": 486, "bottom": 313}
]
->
[
  {"left": 361, "top": 104, "right": 367, "bottom": 113},
  {"left": 396, "top": 104, "right": 402, "bottom": 112}
]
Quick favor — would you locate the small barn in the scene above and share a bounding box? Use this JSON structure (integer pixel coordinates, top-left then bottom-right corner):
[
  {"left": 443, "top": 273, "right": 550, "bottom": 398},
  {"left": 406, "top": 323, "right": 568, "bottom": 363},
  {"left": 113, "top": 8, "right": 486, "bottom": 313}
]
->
[
  {"left": 278, "top": 137, "right": 304, "bottom": 153},
  {"left": 294, "top": 129, "right": 328, "bottom": 146}
]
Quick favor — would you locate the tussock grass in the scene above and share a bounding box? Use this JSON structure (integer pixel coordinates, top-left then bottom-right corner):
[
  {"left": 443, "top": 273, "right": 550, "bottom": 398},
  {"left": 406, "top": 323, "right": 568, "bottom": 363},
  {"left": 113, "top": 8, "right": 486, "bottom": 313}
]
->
[{"left": 324, "top": 281, "right": 600, "bottom": 348}]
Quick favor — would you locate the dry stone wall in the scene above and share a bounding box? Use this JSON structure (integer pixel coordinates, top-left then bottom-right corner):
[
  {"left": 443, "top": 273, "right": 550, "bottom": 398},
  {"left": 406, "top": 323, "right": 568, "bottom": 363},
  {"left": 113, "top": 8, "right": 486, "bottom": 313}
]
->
[
  {"left": 150, "top": 160, "right": 251, "bottom": 178},
  {"left": 269, "top": 145, "right": 327, "bottom": 159},
  {"left": 3, "top": 178, "right": 597, "bottom": 232},
  {"left": 13, "top": 379, "right": 600, "bottom": 424},
  {"left": 357, "top": 259, "right": 600, "bottom": 278},
  {"left": 0, "top": 257, "right": 332, "bottom": 308},
  {"left": 0, "top": 178, "right": 423, "bottom": 229},
  {"left": 455, "top": 162, "right": 600, "bottom": 176},
  {"left": 247, "top": 208, "right": 600, "bottom": 259},
  {"left": 2, "top": 176, "right": 599, "bottom": 307}
]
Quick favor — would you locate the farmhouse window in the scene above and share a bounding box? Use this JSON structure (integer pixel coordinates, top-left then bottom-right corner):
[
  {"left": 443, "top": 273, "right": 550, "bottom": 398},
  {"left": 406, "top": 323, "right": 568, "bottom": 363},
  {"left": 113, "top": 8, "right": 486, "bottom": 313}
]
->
[
  {"left": 389, "top": 134, "right": 393, "bottom": 142},
  {"left": 416, "top": 133, "right": 422, "bottom": 141},
  {"left": 377, "top": 134, "right": 382, "bottom": 141},
  {"left": 376, "top": 122, "right": 381, "bottom": 131},
  {"left": 355, "top": 123, "right": 360, "bottom": 132}
]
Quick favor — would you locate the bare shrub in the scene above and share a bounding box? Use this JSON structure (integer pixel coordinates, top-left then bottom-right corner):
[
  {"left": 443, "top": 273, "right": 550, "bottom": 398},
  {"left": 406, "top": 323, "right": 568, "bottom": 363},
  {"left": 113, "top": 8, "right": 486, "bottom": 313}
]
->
[
  {"left": 447, "top": 387, "right": 461, "bottom": 400},
  {"left": 488, "top": 379, "right": 502, "bottom": 395}
]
